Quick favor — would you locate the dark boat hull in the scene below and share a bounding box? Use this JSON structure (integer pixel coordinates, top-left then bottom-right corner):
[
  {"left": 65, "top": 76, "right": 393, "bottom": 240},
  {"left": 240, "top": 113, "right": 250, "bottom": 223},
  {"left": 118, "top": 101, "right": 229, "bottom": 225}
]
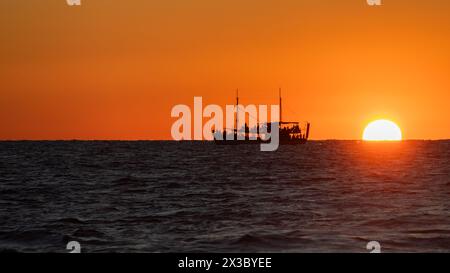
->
[{"left": 214, "top": 138, "right": 307, "bottom": 145}]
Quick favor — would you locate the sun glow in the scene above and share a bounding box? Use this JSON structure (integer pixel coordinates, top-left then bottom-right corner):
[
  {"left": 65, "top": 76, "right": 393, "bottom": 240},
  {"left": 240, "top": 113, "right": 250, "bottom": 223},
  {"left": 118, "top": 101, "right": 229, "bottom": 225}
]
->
[{"left": 363, "top": 120, "right": 402, "bottom": 141}]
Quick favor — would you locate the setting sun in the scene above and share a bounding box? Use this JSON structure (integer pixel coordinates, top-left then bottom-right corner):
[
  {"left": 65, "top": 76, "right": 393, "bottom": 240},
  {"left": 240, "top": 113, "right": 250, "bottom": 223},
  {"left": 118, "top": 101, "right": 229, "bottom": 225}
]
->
[{"left": 363, "top": 120, "right": 402, "bottom": 141}]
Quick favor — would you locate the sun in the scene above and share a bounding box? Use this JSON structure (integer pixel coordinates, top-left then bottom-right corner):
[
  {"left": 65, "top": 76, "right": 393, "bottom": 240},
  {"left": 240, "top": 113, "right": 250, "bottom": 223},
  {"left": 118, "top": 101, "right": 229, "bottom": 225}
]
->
[{"left": 363, "top": 119, "right": 402, "bottom": 141}]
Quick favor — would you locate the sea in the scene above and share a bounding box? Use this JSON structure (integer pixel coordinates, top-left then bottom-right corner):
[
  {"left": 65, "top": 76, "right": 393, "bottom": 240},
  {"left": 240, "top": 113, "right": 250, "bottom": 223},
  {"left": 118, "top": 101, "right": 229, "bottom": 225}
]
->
[{"left": 0, "top": 140, "right": 449, "bottom": 252}]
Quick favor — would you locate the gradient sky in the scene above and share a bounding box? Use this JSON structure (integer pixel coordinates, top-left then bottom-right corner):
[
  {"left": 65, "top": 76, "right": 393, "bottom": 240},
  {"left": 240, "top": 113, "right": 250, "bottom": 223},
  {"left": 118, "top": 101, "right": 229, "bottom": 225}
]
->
[{"left": 1, "top": 0, "right": 450, "bottom": 140}]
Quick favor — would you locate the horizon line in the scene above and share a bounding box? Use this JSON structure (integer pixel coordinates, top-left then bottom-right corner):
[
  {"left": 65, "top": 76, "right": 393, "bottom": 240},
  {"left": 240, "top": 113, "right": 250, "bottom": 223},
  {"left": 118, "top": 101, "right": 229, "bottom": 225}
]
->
[{"left": 0, "top": 139, "right": 449, "bottom": 142}]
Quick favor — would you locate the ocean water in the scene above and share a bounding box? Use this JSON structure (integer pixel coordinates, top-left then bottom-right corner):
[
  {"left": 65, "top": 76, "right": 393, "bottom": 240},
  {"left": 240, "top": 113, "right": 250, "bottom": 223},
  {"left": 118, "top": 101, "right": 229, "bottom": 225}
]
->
[{"left": 0, "top": 140, "right": 449, "bottom": 253}]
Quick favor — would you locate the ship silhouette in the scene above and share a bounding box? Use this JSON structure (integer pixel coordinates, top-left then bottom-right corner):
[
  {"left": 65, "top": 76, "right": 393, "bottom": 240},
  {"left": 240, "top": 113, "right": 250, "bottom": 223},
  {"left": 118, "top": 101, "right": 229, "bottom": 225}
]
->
[{"left": 213, "top": 89, "right": 310, "bottom": 145}]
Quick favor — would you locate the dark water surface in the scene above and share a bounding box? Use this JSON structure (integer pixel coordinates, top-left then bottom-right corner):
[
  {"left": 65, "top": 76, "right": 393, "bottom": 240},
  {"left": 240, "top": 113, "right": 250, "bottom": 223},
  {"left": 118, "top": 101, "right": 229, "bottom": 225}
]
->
[{"left": 0, "top": 141, "right": 449, "bottom": 252}]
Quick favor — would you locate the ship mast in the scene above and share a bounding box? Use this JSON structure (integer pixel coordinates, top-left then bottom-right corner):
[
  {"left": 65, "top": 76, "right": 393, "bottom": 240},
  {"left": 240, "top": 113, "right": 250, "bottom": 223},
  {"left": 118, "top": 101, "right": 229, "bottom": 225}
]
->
[
  {"left": 279, "top": 88, "right": 282, "bottom": 123},
  {"left": 236, "top": 89, "right": 239, "bottom": 134}
]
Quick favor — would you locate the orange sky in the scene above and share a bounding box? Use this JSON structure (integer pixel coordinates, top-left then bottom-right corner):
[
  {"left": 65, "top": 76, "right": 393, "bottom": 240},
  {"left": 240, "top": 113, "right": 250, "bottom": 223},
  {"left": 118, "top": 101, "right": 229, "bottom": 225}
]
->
[{"left": 1, "top": 0, "right": 450, "bottom": 140}]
